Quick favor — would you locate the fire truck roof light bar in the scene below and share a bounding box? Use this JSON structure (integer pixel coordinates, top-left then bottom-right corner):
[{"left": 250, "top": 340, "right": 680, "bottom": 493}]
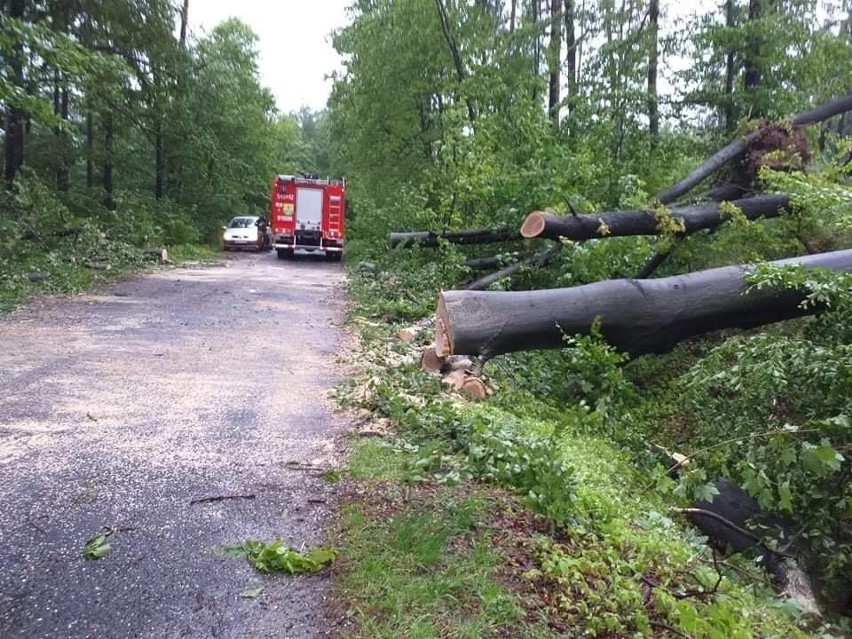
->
[{"left": 276, "top": 174, "right": 346, "bottom": 188}]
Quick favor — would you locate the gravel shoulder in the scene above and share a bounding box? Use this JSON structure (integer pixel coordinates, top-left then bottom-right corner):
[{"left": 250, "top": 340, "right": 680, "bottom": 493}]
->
[{"left": 0, "top": 252, "right": 350, "bottom": 639}]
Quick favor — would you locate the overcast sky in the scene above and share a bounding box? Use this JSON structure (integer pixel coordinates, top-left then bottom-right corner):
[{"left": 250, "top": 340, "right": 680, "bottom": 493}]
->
[
  {"left": 189, "top": 0, "right": 351, "bottom": 115},
  {"left": 186, "top": 1, "right": 734, "bottom": 117}
]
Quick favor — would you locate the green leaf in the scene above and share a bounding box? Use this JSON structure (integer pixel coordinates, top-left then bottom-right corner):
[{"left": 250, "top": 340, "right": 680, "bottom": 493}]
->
[
  {"left": 82, "top": 533, "right": 111, "bottom": 560},
  {"left": 812, "top": 444, "right": 843, "bottom": 471},
  {"left": 778, "top": 480, "right": 793, "bottom": 513},
  {"left": 694, "top": 482, "right": 720, "bottom": 503}
]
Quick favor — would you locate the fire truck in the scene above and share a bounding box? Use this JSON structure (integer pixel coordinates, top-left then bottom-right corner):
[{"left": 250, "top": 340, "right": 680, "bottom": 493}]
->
[{"left": 268, "top": 174, "right": 346, "bottom": 260}]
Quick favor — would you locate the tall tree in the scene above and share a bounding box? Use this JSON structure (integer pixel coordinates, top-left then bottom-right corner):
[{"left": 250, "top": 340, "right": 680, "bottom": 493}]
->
[
  {"left": 742, "top": 0, "right": 766, "bottom": 118},
  {"left": 647, "top": 0, "right": 659, "bottom": 145},
  {"left": 3, "top": 0, "right": 27, "bottom": 188},
  {"left": 724, "top": 0, "right": 737, "bottom": 132},
  {"left": 548, "top": 0, "right": 563, "bottom": 127},
  {"left": 564, "top": 0, "right": 577, "bottom": 121}
]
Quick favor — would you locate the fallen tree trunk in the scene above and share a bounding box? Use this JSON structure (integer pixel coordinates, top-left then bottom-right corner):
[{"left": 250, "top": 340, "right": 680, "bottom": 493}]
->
[
  {"left": 657, "top": 92, "right": 852, "bottom": 205},
  {"left": 435, "top": 249, "right": 852, "bottom": 359},
  {"left": 520, "top": 194, "right": 790, "bottom": 242},
  {"left": 389, "top": 227, "right": 518, "bottom": 248}
]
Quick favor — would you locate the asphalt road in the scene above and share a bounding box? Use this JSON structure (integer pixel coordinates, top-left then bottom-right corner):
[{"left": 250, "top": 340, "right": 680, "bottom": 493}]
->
[{"left": 0, "top": 252, "right": 350, "bottom": 639}]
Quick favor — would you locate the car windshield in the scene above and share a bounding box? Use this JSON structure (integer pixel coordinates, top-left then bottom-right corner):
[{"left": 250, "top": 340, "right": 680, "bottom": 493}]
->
[{"left": 227, "top": 217, "right": 256, "bottom": 229}]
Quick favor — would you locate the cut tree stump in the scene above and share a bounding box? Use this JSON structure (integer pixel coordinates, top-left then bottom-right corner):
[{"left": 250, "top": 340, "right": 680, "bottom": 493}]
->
[
  {"left": 420, "top": 346, "right": 472, "bottom": 375},
  {"left": 420, "top": 346, "right": 446, "bottom": 372},
  {"left": 435, "top": 249, "right": 852, "bottom": 360},
  {"left": 441, "top": 370, "right": 488, "bottom": 400},
  {"left": 142, "top": 247, "right": 170, "bottom": 263}
]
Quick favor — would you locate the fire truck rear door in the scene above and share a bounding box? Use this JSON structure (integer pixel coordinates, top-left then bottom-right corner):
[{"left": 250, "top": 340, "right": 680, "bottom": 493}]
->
[{"left": 296, "top": 187, "right": 323, "bottom": 232}]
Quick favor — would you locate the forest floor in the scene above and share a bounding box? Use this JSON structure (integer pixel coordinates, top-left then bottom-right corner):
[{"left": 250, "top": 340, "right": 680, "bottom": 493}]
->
[{"left": 0, "top": 251, "right": 350, "bottom": 639}]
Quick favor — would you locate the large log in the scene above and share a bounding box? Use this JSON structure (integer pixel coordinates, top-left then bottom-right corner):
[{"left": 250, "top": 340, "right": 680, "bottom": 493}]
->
[
  {"left": 435, "top": 249, "right": 852, "bottom": 359},
  {"left": 657, "top": 92, "right": 852, "bottom": 205},
  {"left": 520, "top": 195, "right": 789, "bottom": 242},
  {"left": 389, "top": 227, "right": 518, "bottom": 248}
]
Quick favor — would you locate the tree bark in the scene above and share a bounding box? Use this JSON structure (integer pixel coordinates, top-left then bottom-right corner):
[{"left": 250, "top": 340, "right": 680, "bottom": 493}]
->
[
  {"left": 743, "top": 0, "right": 763, "bottom": 113},
  {"left": 564, "top": 0, "right": 577, "bottom": 121},
  {"left": 3, "top": 0, "right": 27, "bottom": 189},
  {"left": 521, "top": 194, "right": 790, "bottom": 241},
  {"left": 435, "top": 249, "right": 852, "bottom": 360},
  {"left": 435, "top": 0, "right": 476, "bottom": 124},
  {"left": 389, "top": 227, "right": 518, "bottom": 248},
  {"left": 509, "top": 0, "right": 517, "bottom": 32},
  {"left": 86, "top": 111, "right": 94, "bottom": 188},
  {"left": 656, "top": 92, "right": 852, "bottom": 205},
  {"left": 103, "top": 110, "right": 115, "bottom": 210},
  {"left": 724, "top": 0, "right": 736, "bottom": 133},
  {"left": 647, "top": 0, "right": 660, "bottom": 145},
  {"left": 548, "top": 0, "right": 563, "bottom": 128},
  {"left": 179, "top": 0, "right": 190, "bottom": 47}
]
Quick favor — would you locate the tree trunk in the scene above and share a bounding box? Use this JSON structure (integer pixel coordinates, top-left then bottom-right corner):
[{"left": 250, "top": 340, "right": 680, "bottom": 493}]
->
[
  {"left": 521, "top": 194, "right": 790, "bottom": 241},
  {"left": 435, "top": 0, "right": 476, "bottom": 124},
  {"left": 510, "top": 0, "right": 517, "bottom": 32},
  {"left": 52, "top": 5, "right": 71, "bottom": 192},
  {"left": 564, "top": 0, "right": 577, "bottom": 121},
  {"left": 86, "top": 111, "right": 94, "bottom": 188},
  {"left": 532, "top": 0, "right": 540, "bottom": 101},
  {"left": 103, "top": 111, "right": 115, "bottom": 210},
  {"left": 434, "top": 249, "right": 852, "bottom": 360},
  {"left": 179, "top": 0, "right": 190, "bottom": 47},
  {"left": 656, "top": 92, "right": 852, "bottom": 205},
  {"left": 548, "top": 0, "right": 563, "bottom": 127},
  {"left": 743, "top": 0, "right": 763, "bottom": 113},
  {"left": 155, "top": 127, "right": 165, "bottom": 199},
  {"left": 154, "top": 65, "right": 165, "bottom": 200},
  {"left": 389, "top": 227, "right": 518, "bottom": 248},
  {"left": 647, "top": 0, "right": 659, "bottom": 145},
  {"left": 3, "top": 0, "right": 27, "bottom": 189},
  {"left": 724, "top": 0, "right": 736, "bottom": 133}
]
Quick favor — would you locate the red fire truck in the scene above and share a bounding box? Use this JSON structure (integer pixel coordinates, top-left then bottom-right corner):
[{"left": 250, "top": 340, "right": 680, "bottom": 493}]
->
[{"left": 268, "top": 174, "right": 346, "bottom": 260}]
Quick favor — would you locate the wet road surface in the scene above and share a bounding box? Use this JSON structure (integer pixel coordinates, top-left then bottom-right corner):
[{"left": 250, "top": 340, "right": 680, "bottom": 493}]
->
[{"left": 0, "top": 253, "right": 349, "bottom": 638}]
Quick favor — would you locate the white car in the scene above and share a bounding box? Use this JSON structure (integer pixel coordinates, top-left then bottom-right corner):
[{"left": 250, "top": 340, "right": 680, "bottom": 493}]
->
[{"left": 222, "top": 216, "right": 271, "bottom": 251}]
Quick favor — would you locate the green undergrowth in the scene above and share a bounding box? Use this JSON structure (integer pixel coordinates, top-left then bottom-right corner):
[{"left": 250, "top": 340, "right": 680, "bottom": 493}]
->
[
  {"left": 334, "top": 477, "right": 556, "bottom": 639},
  {"left": 334, "top": 244, "right": 851, "bottom": 638},
  {"left": 0, "top": 171, "right": 221, "bottom": 314}
]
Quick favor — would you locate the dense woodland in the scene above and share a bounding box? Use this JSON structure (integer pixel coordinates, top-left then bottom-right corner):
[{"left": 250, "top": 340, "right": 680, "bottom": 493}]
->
[
  {"left": 0, "top": 0, "right": 329, "bottom": 308},
  {"left": 3, "top": 0, "right": 852, "bottom": 635}
]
